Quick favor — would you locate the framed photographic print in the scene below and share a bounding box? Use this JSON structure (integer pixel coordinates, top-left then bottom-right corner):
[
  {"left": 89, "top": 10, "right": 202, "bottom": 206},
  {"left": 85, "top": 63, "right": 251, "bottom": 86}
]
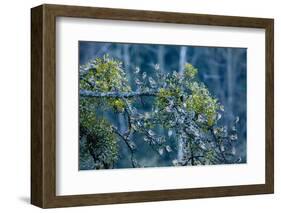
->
[{"left": 31, "top": 4, "right": 274, "bottom": 208}]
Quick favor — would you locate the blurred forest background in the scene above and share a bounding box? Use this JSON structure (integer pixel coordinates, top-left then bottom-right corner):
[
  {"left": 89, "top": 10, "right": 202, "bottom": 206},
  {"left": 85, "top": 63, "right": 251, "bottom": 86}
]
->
[{"left": 79, "top": 41, "right": 247, "bottom": 170}]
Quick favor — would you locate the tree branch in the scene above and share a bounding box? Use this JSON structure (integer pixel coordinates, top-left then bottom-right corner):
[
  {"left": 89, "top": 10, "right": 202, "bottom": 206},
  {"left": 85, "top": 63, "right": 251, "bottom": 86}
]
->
[
  {"left": 209, "top": 127, "right": 229, "bottom": 164},
  {"left": 80, "top": 89, "right": 158, "bottom": 98},
  {"left": 112, "top": 126, "right": 137, "bottom": 168}
]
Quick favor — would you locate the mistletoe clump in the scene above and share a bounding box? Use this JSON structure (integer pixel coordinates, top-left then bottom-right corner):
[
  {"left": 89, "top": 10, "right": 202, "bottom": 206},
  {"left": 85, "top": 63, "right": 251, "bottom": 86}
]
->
[
  {"left": 186, "top": 82, "right": 220, "bottom": 126},
  {"left": 80, "top": 54, "right": 131, "bottom": 112},
  {"left": 80, "top": 109, "right": 118, "bottom": 169},
  {"left": 79, "top": 55, "right": 242, "bottom": 169}
]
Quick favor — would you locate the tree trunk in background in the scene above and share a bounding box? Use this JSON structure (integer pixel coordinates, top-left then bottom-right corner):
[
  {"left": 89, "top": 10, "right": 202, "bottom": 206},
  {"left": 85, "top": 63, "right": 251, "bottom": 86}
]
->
[
  {"left": 158, "top": 45, "right": 165, "bottom": 71},
  {"left": 178, "top": 46, "right": 187, "bottom": 161},
  {"left": 179, "top": 46, "right": 187, "bottom": 74},
  {"left": 226, "top": 48, "right": 234, "bottom": 122}
]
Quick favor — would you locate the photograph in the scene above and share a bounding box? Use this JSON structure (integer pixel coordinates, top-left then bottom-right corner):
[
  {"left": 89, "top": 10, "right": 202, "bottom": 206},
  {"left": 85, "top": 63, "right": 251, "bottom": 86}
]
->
[
  {"left": 79, "top": 41, "right": 247, "bottom": 170},
  {"left": 29, "top": 3, "right": 274, "bottom": 208}
]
